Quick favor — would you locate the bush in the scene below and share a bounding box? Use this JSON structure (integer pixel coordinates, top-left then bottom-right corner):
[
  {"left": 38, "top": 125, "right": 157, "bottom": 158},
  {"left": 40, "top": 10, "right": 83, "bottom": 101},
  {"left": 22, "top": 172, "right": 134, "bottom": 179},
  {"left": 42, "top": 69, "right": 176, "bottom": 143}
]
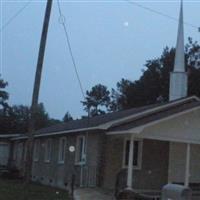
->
[{"left": 1, "top": 167, "right": 21, "bottom": 179}]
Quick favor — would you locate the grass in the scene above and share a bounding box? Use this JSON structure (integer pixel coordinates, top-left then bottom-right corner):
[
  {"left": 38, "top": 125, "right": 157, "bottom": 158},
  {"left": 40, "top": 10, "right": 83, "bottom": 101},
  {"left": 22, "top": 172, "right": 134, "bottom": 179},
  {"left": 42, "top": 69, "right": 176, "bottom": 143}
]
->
[{"left": 0, "top": 179, "right": 70, "bottom": 200}]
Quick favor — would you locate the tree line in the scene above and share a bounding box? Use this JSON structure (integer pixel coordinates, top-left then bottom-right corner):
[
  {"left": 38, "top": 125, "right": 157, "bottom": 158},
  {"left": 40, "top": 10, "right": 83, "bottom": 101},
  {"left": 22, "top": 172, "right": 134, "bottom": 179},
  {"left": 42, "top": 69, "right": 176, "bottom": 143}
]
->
[
  {"left": 0, "top": 84, "right": 73, "bottom": 134},
  {"left": 0, "top": 38, "right": 200, "bottom": 134},
  {"left": 82, "top": 38, "right": 200, "bottom": 116}
]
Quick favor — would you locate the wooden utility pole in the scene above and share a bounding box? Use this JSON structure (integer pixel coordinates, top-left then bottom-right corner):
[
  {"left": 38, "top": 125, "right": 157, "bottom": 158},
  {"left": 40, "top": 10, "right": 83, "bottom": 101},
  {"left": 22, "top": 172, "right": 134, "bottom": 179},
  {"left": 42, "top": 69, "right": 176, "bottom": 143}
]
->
[{"left": 25, "top": 0, "right": 53, "bottom": 182}]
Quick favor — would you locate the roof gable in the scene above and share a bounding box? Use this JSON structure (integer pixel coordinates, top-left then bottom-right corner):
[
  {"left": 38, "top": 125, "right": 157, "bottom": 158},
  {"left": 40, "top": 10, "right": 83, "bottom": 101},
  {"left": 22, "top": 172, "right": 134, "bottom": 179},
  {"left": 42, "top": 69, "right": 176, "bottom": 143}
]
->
[
  {"left": 108, "top": 96, "right": 200, "bottom": 133},
  {"left": 11, "top": 96, "right": 200, "bottom": 139}
]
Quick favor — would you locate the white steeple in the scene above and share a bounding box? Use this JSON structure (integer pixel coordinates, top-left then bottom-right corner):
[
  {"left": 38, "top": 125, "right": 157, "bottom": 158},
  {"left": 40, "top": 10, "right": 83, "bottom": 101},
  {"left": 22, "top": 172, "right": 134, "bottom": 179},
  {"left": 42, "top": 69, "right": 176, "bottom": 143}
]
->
[
  {"left": 174, "top": 0, "right": 185, "bottom": 72},
  {"left": 169, "top": 0, "right": 188, "bottom": 101}
]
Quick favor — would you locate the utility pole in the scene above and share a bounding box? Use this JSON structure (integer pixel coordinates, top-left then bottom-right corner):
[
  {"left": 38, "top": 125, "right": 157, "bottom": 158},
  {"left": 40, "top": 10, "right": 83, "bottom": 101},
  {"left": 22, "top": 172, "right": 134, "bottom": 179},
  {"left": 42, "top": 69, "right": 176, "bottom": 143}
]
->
[{"left": 25, "top": 0, "right": 53, "bottom": 182}]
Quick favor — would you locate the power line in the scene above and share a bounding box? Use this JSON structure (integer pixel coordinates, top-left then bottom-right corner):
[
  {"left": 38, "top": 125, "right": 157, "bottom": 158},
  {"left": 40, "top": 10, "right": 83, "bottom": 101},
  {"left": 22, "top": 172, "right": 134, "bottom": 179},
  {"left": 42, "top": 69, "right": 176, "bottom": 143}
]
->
[
  {"left": 125, "top": 0, "right": 199, "bottom": 30},
  {"left": 0, "top": 0, "right": 32, "bottom": 32},
  {"left": 57, "top": 0, "right": 85, "bottom": 99}
]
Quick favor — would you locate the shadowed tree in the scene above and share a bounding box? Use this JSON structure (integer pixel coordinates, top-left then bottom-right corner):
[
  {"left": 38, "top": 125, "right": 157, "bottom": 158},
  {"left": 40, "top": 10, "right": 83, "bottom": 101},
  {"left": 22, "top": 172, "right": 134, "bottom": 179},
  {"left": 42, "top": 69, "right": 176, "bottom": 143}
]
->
[
  {"left": 0, "top": 76, "right": 8, "bottom": 110},
  {"left": 110, "top": 39, "right": 200, "bottom": 111},
  {"left": 0, "top": 103, "right": 60, "bottom": 134},
  {"left": 0, "top": 76, "right": 9, "bottom": 134},
  {"left": 63, "top": 111, "right": 73, "bottom": 122},
  {"left": 82, "top": 84, "right": 111, "bottom": 116}
]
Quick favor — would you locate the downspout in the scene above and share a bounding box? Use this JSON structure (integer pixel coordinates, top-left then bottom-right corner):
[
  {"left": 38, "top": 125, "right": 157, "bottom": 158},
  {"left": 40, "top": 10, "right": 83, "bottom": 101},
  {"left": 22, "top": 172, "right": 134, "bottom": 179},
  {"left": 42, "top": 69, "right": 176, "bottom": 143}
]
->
[
  {"left": 184, "top": 143, "right": 191, "bottom": 187},
  {"left": 84, "top": 108, "right": 91, "bottom": 187}
]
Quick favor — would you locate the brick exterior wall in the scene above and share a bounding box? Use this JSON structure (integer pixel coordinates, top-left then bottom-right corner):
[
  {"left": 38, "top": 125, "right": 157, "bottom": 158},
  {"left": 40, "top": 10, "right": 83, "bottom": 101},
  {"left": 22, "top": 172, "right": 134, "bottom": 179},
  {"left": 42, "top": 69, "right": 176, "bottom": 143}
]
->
[{"left": 103, "top": 136, "right": 169, "bottom": 190}]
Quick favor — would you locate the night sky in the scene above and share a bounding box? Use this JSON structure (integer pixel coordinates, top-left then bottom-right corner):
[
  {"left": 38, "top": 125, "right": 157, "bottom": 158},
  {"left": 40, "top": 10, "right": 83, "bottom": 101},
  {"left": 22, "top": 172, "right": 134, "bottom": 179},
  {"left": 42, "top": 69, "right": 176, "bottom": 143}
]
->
[{"left": 1, "top": 0, "right": 200, "bottom": 119}]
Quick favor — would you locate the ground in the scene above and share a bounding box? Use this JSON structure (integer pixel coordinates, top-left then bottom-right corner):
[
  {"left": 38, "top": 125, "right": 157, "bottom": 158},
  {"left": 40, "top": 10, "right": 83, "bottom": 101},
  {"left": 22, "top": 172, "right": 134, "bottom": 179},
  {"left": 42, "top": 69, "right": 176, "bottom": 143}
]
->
[
  {"left": 0, "top": 179, "right": 70, "bottom": 200},
  {"left": 74, "top": 188, "right": 113, "bottom": 200}
]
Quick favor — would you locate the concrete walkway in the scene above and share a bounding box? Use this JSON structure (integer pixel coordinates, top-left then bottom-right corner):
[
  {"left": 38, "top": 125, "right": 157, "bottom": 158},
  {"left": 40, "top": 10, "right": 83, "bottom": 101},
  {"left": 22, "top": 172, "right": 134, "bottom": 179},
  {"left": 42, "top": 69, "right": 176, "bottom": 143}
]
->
[
  {"left": 74, "top": 188, "right": 200, "bottom": 200},
  {"left": 74, "top": 188, "right": 114, "bottom": 200}
]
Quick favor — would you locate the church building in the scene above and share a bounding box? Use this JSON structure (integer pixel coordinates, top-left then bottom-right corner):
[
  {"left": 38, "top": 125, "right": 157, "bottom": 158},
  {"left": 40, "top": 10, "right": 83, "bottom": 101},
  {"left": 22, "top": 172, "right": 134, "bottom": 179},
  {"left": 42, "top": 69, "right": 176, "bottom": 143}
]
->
[{"left": 1, "top": 1, "right": 200, "bottom": 198}]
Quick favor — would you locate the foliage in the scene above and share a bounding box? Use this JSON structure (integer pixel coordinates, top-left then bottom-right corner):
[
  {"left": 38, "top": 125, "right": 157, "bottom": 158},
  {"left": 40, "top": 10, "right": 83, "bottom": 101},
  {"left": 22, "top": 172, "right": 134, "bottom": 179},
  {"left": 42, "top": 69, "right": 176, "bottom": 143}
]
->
[
  {"left": 110, "top": 39, "right": 200, "bottom": 111},
  {"left": 0, "top": 103, "right": 61, "bottom": 134},
  {"left": 81, "top": 39, "right": 200, "bottom": 114},
  {"left": 63, "top": 111, "right": 73, "bottom": 122},
  {"left": 82, "top": 84, "right": 110, "bottom": 116},
  {"left": 0, "top": 77, "right": 61, "bottom": 134},
  {"left": 0, "top": 76, "right": 9, "bottom": 110}
]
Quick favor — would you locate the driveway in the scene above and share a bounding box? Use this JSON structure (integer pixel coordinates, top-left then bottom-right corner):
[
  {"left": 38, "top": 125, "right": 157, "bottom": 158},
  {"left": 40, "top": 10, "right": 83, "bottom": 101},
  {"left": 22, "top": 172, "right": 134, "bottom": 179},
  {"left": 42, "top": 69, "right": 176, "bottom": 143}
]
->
[{"left": 74, "top": 188, "right": 114, "bottom": 200}]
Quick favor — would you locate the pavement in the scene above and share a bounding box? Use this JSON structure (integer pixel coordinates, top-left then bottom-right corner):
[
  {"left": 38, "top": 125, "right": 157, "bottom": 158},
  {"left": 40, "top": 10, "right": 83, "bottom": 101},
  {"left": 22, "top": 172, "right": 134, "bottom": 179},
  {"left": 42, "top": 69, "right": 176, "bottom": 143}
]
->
[
  {"left": 74, "top": 188, "right": 200, "bottom": 200},
  {"left": 74, "top": 188, "right": 114, "bottom": 200}
]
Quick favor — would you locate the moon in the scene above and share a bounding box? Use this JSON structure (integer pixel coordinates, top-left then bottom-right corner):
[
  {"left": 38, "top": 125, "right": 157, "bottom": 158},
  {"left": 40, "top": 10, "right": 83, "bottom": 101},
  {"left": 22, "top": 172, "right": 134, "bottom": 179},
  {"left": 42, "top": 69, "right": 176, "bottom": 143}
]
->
[{"left": 123, "top": 21, "right": 129, "bottom": 27}]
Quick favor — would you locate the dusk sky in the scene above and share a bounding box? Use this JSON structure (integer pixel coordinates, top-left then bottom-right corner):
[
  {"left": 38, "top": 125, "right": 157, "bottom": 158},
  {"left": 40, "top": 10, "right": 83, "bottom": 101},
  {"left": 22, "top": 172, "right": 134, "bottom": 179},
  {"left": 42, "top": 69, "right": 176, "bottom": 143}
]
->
[{"left": 1, "top": 0, "right": 200, "bottom": 120}]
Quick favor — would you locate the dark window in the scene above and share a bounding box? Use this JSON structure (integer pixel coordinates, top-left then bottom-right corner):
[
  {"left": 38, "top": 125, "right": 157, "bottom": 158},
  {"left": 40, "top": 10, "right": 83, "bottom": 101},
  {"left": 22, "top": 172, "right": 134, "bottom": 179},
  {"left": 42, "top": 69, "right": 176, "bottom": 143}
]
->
[
  {"left": 76, "top": 136, "right": 85, "bottom": 163},
  {"left": 125, "top": 140, "right": 140, "bottom": 167}
]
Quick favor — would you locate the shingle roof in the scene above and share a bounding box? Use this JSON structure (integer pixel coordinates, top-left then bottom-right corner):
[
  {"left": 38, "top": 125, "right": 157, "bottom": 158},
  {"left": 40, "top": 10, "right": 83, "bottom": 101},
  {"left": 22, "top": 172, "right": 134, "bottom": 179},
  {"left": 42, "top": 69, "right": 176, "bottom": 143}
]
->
[
  {"left": 34, "top": 96, "right": 200, "bottom": 136},
  {"left": 109, "top": 98, "right": 200, "bottom": 132},
  {"left": 11, "top": 96, "right": 200, "bottom": 139},
  {"left": 34, "top": 103, "right": 161, "bottom": 135}
]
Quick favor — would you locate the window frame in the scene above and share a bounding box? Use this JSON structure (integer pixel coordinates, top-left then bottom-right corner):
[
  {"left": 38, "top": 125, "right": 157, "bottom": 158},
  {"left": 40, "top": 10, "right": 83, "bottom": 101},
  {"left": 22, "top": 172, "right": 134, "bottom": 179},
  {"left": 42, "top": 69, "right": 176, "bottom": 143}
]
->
[
  {"left": 75, "top": 135, "right": 86, "bottom": 165},
  {"left": 33, "top": 139, "right": 40, "bottom": 162},
  {"left": 58, "top": 137, "right": 66, "bottom": 164},
  {"left": 17, "top": 142, "right": 23, "bottom": 162},
  {"left": 122, "top": 137, "right": 143, "bottom": 170},
  {"left": 13, "top": 142, "right": 18, "bottom": 161},
  {"left": 24, "top": 141, "right": 28, "bottom": 161},
  {"left": 44, "top": 139, "right": 52, "bottom": 163}
]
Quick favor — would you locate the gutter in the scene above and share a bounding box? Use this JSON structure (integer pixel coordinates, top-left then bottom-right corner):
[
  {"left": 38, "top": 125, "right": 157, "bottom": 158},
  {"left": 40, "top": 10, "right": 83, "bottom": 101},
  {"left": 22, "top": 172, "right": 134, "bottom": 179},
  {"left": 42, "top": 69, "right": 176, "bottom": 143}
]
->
[
  {"left": 11, "top": 126, "right": 106, "bottom": 140},
  {"left": 101, "top": 96, "right": 200, "bottom": 130},
  {"left": 0, "top": 134, "right": 22, "bottom": 138}
]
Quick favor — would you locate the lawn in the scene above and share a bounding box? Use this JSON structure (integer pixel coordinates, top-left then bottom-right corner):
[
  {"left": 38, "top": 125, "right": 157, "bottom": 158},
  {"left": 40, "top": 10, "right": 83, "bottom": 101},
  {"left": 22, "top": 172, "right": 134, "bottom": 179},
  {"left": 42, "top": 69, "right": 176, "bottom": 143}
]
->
[{"left": 0, "top": 179, "right": 70, "bottom": 200}]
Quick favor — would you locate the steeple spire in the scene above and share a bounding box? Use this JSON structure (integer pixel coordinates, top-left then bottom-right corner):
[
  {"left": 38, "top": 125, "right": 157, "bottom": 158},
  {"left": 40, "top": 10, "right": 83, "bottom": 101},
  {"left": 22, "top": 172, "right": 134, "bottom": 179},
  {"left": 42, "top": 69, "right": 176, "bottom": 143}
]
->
[
  {"left": 169, "top": 0, "right": 188, "bottom": 101},
  {"left": 174, "top": 0, "right": 185, "bottom": 72}
]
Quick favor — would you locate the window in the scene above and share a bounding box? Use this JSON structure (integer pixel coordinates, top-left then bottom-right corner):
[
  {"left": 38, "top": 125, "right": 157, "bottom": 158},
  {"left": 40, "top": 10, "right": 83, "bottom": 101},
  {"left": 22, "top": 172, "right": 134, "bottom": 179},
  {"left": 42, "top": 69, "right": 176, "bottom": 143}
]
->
[
  {"left": 44, "top": 139, "right": 52, "bottom": 162},
  {"left": 13, "top": 143, "right": 18, "bottom": 160},
  {"left": 123, "top": 138, "right": 143, "bottom": 169},
  {"left": 33, "top": 140, "right": 40, "bottom": 162},
  {"left": 24, "top": 141, "right": 28, "bottom": 161},
  {"left": 17, "top": 143, "right": 23, "bottom": 162},
  {"left": 58, "top": 137, "right": 66, "bottom": 163},
  {"left": 75, "top": 136, "right": 86, "bottom": 164}
]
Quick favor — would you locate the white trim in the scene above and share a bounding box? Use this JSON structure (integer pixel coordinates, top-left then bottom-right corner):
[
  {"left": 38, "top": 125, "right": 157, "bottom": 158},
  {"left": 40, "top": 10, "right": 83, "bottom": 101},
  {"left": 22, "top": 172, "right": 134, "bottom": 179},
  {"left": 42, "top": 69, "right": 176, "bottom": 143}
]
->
[
  {"left": 33, "top": 139, "right": 40, "bottom": 162},
  {"left": 58, "top": 137, "right": 66, "bottom": 164},
  {"left": 44, "top": 138, "right": 52, "bottom": 163},
  {"left": 15, "top": 142, "right": 23, "bottom": 164},
  {"left": 122, "top": 137, "right": 143, "bottom": 170},
  {"left": 0, "top": 134, "right": 21, "bottom": 138},
  {"left": 107, "top": 106, "right": 200, "bottom": 143},
  {"left": 10, "top": 96, "right": 200, "bottom": 141},
  {"left": 11, "top": 127, "right": 102, "bottom": 140},
  {"left": 23, "top": 141, "right": 28, "bottom": 161},
  {"left": 108, "top": 131, "right": 200, "bottom": 145},
  {"left": 127, "top": 135, "right": 134, "bottom": 189},
  {"left": 100, "top": 96, "right": 200, "bottom": 130},
  {"left": 75, "top": 135, "right": 86, "bottom": 165},
  {"left": 139, "top": 134, "right": 200, "bottom": 144},
  {"left": 129, "top": 106, "right": 200, "bottom": 134}
]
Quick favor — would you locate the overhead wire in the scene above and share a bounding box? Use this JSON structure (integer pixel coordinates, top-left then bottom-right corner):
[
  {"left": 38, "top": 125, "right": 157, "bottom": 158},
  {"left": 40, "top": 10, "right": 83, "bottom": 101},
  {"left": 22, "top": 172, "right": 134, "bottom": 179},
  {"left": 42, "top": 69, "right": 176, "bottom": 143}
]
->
[
  {"left": 0, "top": 0, "right": 32, "bottom": 32},
  {"left": 57, "top": 0, "right": 85, "bottom": 100},
  {"left": 56, "top": 0, "right": 199, "bottom": 102},
  {"left": 56, "top": 1, "right": 91, "bottom": 179},
  {"left": 125, "top": 0, "right": 199, "bottom": 30}
]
